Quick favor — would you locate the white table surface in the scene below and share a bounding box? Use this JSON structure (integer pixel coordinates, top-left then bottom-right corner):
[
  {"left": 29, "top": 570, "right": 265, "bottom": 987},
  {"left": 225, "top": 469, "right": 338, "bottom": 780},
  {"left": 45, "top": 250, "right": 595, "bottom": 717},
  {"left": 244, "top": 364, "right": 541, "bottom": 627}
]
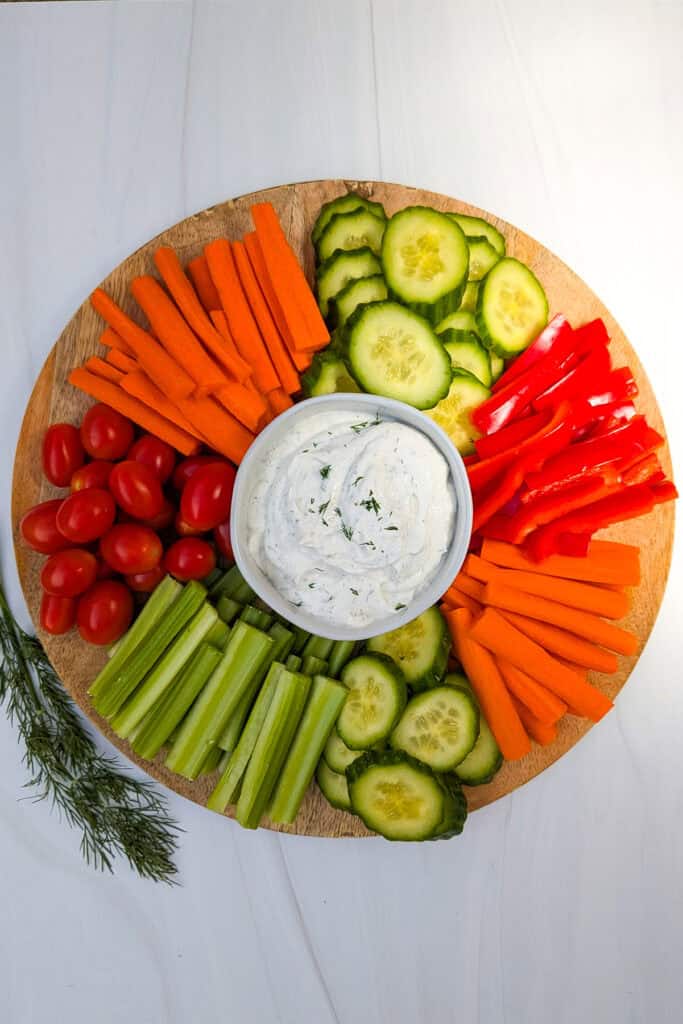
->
[{"left": 1, "top": 2, "right": 682, "bottom": 1022}]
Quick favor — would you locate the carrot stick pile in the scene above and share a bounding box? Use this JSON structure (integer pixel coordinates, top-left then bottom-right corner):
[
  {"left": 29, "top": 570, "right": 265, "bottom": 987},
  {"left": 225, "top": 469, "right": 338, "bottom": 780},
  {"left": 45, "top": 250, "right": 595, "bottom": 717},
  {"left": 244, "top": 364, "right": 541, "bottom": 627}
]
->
[{"left": 69, "top": 203, "right": 328, "bottom": 459}]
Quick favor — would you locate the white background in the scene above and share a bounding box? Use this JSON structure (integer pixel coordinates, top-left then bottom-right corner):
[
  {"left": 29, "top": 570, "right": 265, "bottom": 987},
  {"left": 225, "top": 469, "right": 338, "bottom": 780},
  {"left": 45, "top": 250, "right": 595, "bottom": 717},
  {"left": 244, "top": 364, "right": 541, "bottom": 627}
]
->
[{"left": 1, "top": 2, "right": 682, "bottom": 1022}]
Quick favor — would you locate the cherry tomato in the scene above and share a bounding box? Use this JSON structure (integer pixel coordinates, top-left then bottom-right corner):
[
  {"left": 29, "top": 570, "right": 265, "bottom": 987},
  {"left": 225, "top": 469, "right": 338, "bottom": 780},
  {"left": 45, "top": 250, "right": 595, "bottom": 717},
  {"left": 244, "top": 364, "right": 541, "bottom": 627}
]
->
[
  {"left": 96, "top": 558, "right": 115, "bottom": 580},
  {"left": 109, "top": 461, "right": 164, "bottom": 520},
  {"left": 213, "top": 519, "right": 233, "bottom": 561},
  {"left": 20, "top": 499, "right": 73, "bottom": 554},
  {"left": 125, "top": 565, "right": 167, "bottom": 593},
  {"left": 128, "top": 434, "right": 176, "bottom": 483},
  {"left": 40, "top": 592, "right": 77, "bottom": 635},
  {"left": 100, "top": 524, "right": 163, "bottom": 574},
  {"left": 80, "top": 403, "right": 134, "bottom": 460},
  {"left": 42, "top": 423, "right": 85, "bottom": 487},
  {"left": 180, "top": 462, "right": 236, "bottom": 531},
  {"left": 164, "top": 538, "right": 216, "bottom": 581},
  {"left": 70, "top": 460, "right": 114, "bottom": 492},
  {"left": 172, "top": 455, "right": 224, "bottom": 491},
  {"left": 143, "top": 497, "right": 176, "bottom": 531},
  {"left": 174, "top": 512, "right": 205, "bottom": 537},
  {"left": 56, "top": 488, "right": 116, "bottom": 543},
  {"left": 40, "top": 548, "right": 98, "bottom": 598},
  {"left": 76, "top": 581, "right": 133, "bottom": 645}
]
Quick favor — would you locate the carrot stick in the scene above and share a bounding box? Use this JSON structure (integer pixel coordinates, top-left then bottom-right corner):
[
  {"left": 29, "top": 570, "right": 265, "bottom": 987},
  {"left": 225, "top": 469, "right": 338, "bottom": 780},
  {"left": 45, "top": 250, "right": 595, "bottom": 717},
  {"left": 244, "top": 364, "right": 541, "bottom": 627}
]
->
[
  {"left": 106, "top": 348, "right": 139, "bottom": 374},
  {"left": 244, "top": 232, "right": 312, "bottom": 372},
  {"left": 187, "top": 254, "right": 221, "bottom": 313},
  {"left": 68, "top": 368, "right": 200, "bottom": 456},
  {"left": 153, "top": 247, "right": 251, "bottom": 383},
  {"left": 267, "top": 388, "right": 294, "bottom": 417},
  {"left": 84, "top": 357, "right": 124, "bottom": 384},
  {"left": 215, "top": 379, "right": 269, "bottom": 433},
  {"left": 481, "top": 538, "right": 641, "bottom": 586},
  {"left": 175, "top": 394, "right": 254, "bottom": 464},
  {"left": 483, "top": 579, "right": 638, "bottom": 656},
  {"left": 91, "top": 288, "right": 195, "bottom": 400},
  {"left": 449, "top": 575, "right": 486, "bottom": 604},
  {"left": 500, "top": 610, "right": 619, "bottom": 674},
  {"left": 498, "top": 660, "right": 567, "bottom": 724},
  {"left": 99, "top": 326, "right": 133, "bottom": 356},
  {"left": 120, "top": 371, "right": 204, "bottom": 439},
  {"left": 204, "top": 239, "right": 280, "bottom": 393},
  {"left": 446, "top": 608, "right": 531, "bottom": 760},
  {"left": 440, "top": 586, "right": 482, "bottom": 616},
  {"left": 510, "top": 697, "right": 558, "bottom": 746},
  {"left": 469, "top": 608, "right": 613, "bottom": 721},
  {"left": 464, "top": 553, "right": 630, "bottom": 620},
  {"left": 130, "top": 275, "right": 226, "bottom": 396}
]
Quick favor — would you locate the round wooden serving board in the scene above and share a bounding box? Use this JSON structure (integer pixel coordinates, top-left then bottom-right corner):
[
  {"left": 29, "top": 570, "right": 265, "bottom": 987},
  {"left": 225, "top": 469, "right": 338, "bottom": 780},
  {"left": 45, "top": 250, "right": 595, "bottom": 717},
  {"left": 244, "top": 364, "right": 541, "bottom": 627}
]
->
[{"left": 12, "top": 181, "right": 675, "bottom": 838}]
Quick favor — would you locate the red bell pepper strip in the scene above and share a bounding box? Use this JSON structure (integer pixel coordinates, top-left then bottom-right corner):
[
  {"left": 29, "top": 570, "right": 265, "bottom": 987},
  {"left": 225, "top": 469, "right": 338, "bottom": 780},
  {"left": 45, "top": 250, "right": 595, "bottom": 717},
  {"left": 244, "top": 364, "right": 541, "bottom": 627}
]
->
[
  {"left": 570, "top": 318, "right": 610, "bottom": 349},
  {"left": 651, "top": 480, "right": 678, "bottom": 504},
  {"left": 495, "top": 473, "right": 621, "bottom": 544},
  {"left": 587, "top": 366, "right": 638, "bottom": 407},
  {"left": 491, "top": 314, "right": 571, "bottom": 393},
  {"left": 621, "top": 454, "right": 665, "bottom": 487},
  {"left": 474, "top": 410, "right": 547, "bottom": 460},
  {"left": 556, "top": 533, "right": 591, "bottom": 557},
  {"left": 468, "top": 401, "right": 572, "bottom": 493},
  {"left": 533, "top": 344, "right": 612, "bottom": 410}
]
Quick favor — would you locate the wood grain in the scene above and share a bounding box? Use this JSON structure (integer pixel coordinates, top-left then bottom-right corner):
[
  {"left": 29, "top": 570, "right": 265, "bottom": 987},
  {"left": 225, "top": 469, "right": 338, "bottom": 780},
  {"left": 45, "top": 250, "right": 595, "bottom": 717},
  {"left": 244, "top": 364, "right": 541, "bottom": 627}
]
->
[{"left": 11, "top": 180, "right": 674, "bottom": 837}]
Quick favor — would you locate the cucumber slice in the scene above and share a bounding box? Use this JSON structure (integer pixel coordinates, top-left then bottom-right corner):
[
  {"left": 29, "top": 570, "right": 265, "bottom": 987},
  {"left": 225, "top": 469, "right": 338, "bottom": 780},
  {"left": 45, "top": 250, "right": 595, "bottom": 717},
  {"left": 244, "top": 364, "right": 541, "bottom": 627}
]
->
[
  {"left": 433, "top": 774, "right": 468, "bottom": 838},
  {"left": 338, "top": 654, "right": 407, "bottom": 749},
  {"left": 302, "top": 351, "right": 360, "bottom": 397},
  {"left": 447, "top": 213, "right": 505, "bottom": 256},
  {"left": 316, "top": 759, "right": 352, "bottom": 811},
  {"left": 454, "top": 716, "right": 502, "bottom": 786},
  {"left": 366, "top": 606, "right": 449, "bottom": 693},
  {"left": 390, "top": 686, "right": 479, "bottom": 771},
  {"left": 347, "top": 750, "right": 445, "bottom": 841},
  {"left": 312, "top": 192, "right": 386, "bottom": 247},
  {"left": 323, "top": 728, "right": 362, "bottom": 773},
  {"left": 333, "top": 274, "right": 388, "bottom": 327},
  {"left": 317, "top": 248, "right": 382, "bottom": 319},
  {"left": 440, "top": 328, "right": 492, "bottom": 387},
  {"left": 424, "top": 368, "right": 490, "bottom": 455},
  {"left": 489, "top": 351, "right": 505, "bottom": 383},
  {"left": 445, "top": 671, "right": 470, "bottom": 690},
  {"left": 317, "top": 209, "right": 386, "bottom": 263},
  {"left": 347, "top": 301, "right": 452, "bottom": 410},
  {"left": 458, "top": 281, "right": 479, "bottom": 313},
  {"left": 435, "top": 310, "right": 478, "bottom": 334},
  {"left": 467, "top": 237, "right": 501, "bottom": 281},
  {"left": 381, "top": 207, "right": 469, "bottom": 322},
  {"left": 476, "top": 257, "right": 549, "bottom": 356}
]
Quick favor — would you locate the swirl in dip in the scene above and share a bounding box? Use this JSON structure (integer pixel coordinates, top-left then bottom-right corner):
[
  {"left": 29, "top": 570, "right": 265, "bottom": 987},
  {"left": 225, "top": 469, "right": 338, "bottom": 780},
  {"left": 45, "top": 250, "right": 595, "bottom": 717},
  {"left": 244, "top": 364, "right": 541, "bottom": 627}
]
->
[{"left": 245, "top": 410, "right": 456, "bottom": 628}]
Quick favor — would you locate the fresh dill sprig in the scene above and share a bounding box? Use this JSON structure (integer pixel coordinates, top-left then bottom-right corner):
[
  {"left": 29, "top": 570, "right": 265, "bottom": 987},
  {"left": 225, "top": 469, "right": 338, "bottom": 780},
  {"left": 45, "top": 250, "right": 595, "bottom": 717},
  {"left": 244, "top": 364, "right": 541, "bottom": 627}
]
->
[
  {"left": 341, "top": 522, "right": 354, "bottom": 541},
  {"left": 360, "top": 491, "right": 381, "bottom": 515},
  {"left": 320, "top": 465, "right": 331, "bottom": 479}
]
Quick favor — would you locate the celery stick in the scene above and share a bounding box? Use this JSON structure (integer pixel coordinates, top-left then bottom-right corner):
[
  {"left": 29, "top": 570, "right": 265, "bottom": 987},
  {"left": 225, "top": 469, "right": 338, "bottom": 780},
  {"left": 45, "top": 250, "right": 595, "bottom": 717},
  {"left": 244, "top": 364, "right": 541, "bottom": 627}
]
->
[
  {"left": 217, "top": 749, "right": 231, "bottom": 773},
  {"left": 90, "top": 581, "right": 204, "bottom": 718},
  {"left": 302, "top": 635, "right": 335, "bottom": 660},
  {"left": 217, "top": 596, "right": 242, "bottom": 624},
  {"left": 199, "top": 746, "right": 222, "bottom": 775},
  {"left": 165, "top": 622, "right": 273, "bottom": 779},
  {"left": 204, "top": 568, "right": 223, "bottom": 590},
  {"left": 239, "top": 605, "right": 272, "bottom": 630},
  {"left": 302, "top": 655, "right": 328, "bottom": 676},
  {"left": 232, "top": 580, "right": 256, "bottom": 604},
  {"left": 328, "top": 640, "right": 356, "bottom": 678},
  {"left": 205, "top": 619, "right": 231, "bottom": 649},
  {"left": 209, "top": 565, "right": 242, "bottom": 599},
  {"left": 130, "top": 644, "right": 221, "bottom": 760},
  {"left": 286, "top": 654, "right": 302, "bottom": 672},
  {"left": 270, "top": 676, "right": 348, "bottom": 824},
  {"left": 111, "top": 603, "right": 218, "bottom": 739},
  {"left": 207, "top": 663, "right": 284, "bottom": 812},
  {"left": 290, "top": 626, "right": 310, "bottom": 654}
]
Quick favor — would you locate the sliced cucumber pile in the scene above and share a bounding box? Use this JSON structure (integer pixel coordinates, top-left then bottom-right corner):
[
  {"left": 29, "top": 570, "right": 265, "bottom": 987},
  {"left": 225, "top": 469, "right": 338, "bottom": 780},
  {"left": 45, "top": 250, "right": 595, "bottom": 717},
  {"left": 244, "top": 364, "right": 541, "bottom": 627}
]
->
[
  {"left": 316, "top": 759, "right": 352, "bottom": 811},
  {"left": 323, "top": 728, "right": 363, "bottom": 773},
  {"left": 424, "top": 368, "right": 490, "bottom": 455},
  {"left": 333, "top": 274, "right": 388, "bottom": 327},
  {"left": 302, "top": 350, "right": 361, "bottom": 397},
  {"left": 476, "top": 257, "right": 549, "bottom": 356},
  {"left": 440, "top": 328, "right": 492, "bottom": 388},
  {"left": 366, "top": 606, "right": 449, "bottom": 692},
  {"left": 390, "top": 685, "right": 479, "bottom": 772},
  {"left": 466, "top": 237, "right": 501, "bottom": 281},
  {"left": 459, "top": 281, "right": 480, "bottom": 312},
  {"left": 316, "top": 248, "right": 382, "bottom": 319},
  {"left": 445, "top": 672, "right": 503, "bottom": 785},
  {"left": 338, "top": 654, "right": 407, "bottom": 749},
  {"left": 317, "top": 209, "right": 386, "bottom": 263},
  {"left": 436, "top": 309, "right": 478, "bottom": 334},
  {"left": 313, "top": 192, "right": 387, "bottom": 247},
  {"left": 489, "top": 351, "right": 505, "bottom": 383},
  {"left": 447, "top": 213, "right": 505, "bottom": 256}
]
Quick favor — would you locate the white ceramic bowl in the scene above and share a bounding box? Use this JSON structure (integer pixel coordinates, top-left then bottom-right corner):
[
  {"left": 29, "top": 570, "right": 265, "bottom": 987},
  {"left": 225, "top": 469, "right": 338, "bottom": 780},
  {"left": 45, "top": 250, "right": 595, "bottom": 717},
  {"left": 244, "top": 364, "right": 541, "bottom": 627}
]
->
[{"left": 230, "top": 394, "right": 473, "bottom": 642}]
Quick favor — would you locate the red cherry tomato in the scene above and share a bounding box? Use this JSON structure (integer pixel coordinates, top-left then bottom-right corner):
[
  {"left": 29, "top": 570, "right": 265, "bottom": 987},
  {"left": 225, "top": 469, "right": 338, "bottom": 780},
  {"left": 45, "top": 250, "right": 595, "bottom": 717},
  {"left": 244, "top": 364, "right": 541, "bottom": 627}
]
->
[
  {"left": 80, "top": 403, "right": 134, "bottom": 460},
  {"left": 42, "top": 423, "right": 85, "bottom": 487},
  {"left": 100, "top": 524, "right": 163, "bottom": 574},
  {"left": 70, "top": 460, "right": 114, "bottom": 492},
  {"left": 76, "top": 581, "right": 133, "bottom": 645},
  {"left": 213, "top": 519, "right": 233, "bottom": 561},
  {"left": 143, "top": 497, "right": 176, "bottom": 531},
  {"left": 128, "top": 434, "right": 176, "bottom": 483},
  {"left": 164, "top": 538, "right": 216, "bottom": 581},
  {"left": 125, "top": 565, "right": 167, "bottom": 593},
  {"left": 172, "top": 455, "right": 225, "bottom": 491},
  {"left": 174, "top": 512, "right": 205, "bottom": 537},
  {"left": 20, "top": 499, "right": 73, "bottom": 554},
  {"left": 56, "top": 488, "right": 116, "bottom": 543},
  {"left": 40, "top": 592, "right": 77, "bottom": 635},
  {"left": 96, "top": 558, "right": 115, "bottom": 580},
  {"left": 180, "top": 462, "right": 236, "bottom": 531},
  {"left": 109, "top": 461, "right": 164, "bottom": 520},
  {"left": 40, "top": 548, "right": 98, "bottom": 598}
]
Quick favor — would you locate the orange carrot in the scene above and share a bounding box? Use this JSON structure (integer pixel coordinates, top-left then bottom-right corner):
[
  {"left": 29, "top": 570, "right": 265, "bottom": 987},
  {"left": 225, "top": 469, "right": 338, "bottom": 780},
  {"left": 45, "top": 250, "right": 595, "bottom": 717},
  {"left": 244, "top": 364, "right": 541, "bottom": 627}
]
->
[
  {"left": 498, "top": 660, "right": 567, "bottom": 725},
  {"left": 483, "top": 579, "right": 638, "bottom": 657},
  {"left": 244, "top": 232, "right": 312, "bottom": 372},
  {"left": 175, "top": 394, "right": 254, "bottom": 464},
  {"left": 481, "top": 538, "right": 641, "bottom": 586},
  {"left": 106, "top": 348, "right": 139, "bottom": 374},
  {"left": 99, "top": 326, "right": 133, "bottom": 355},
  {"left": 204, "top": 239, "right": 280, "bottom": 393},
  {"left": 267, "top": 387, "right": 294, "bottom": 416},
  {"left": 120, "top": 371, "right": 203, "bottom": 439},
  {"left": 463, "top": 553, "right": 630, "bottom": 620},
  {"left": 440, "top": 586, "right": 482, "bottom": 616},
  {"left": 215, "top": 380, "right": 269, "bottom": 433},
  {"left": 468, "top": 608, "right": 613, "bottom": 721},
  {"left": 68, "top": 368, "right": 200, "bottom": 455},
  {"left": 187, "top": 254, "right": 221, "bottom": 313},
  {"left": 84, "top": 357, "right": 124, "bottom": 384},
  {"left": 90, "top": 288, "right": 195, "bottom": 400},
  {"left": 510, "top": 697, "right": 558, "bottom": 746},
  {"left": 450, "top": 575, "right": 486, "bottom": 604},
  {"left": 231, "top": 240, "right": 301, "bottom": 395},
  {"left": 500, "top": 610, "right": 619, "bottom": 674}
]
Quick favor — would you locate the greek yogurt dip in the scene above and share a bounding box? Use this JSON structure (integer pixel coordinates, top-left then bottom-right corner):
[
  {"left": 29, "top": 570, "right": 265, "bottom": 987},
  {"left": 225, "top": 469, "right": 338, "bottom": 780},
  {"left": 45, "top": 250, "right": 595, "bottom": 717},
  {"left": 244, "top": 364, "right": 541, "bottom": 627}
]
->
[{"left": 245, "top": 410, "right": 456, "bottom": 628}]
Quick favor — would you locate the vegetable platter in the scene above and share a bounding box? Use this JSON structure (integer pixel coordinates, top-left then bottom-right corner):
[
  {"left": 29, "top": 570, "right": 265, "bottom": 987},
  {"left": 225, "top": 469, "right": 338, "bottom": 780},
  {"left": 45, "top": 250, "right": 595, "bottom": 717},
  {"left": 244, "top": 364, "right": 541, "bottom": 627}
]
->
[{"left": 12, "top": 180, "right": 675, "bottom": 838}]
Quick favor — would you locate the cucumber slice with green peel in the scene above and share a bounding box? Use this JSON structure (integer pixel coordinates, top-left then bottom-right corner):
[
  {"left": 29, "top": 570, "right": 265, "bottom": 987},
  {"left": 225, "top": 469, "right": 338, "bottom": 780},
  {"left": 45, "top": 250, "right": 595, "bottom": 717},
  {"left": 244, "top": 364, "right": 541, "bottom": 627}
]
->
[
  {"left": 346, "top": 301, "right": 452, "bottom": 410},
  {"left": 467, "top": 237, "right": 501, "bottom": 281},
  {"left": 454, "top": 716, "right": 502, "bottom": 785},
  {"left": 489, "top": 351, "right": 505, "bottom": 383},
  {"left": 440, "top": 329, "right": 492, "bottom": 387},
  {"left": 390, "top": 686, "right": 479, "bottom": 771},
  {"left": 433, "top": 774, "right": 468, "bottom": 838},
  {"left": 436, "top": 309, "right": 478, "bottom": 334},
  {"left": 333, "top": 274, "right": 388, "bottom": 327},
  {"left": 338, "top": 654, "right": 407, "bottom": 749},
  {"left": 381, "top": 206, "right": 469, "bottom": 322},
  {"left": 316, "top": 759, "right": 352, "bottom": 811},
  {"left": 445, "top": 671, "right": 470, "bottom": 690},
  {"left": 302, "top": 351, "right": 361, "bottom": 397},
  {"left": 366, "top": 606, "right": 449, "bottom": 693},
  {"left": 312, "top": 192, "right": 386, "bottom": 247},
  {"left": 424, "top": 368, "right": 490, "bottom": 455},
  {"left": 476, "top": 257, "right": 549, "bottom": 357},
  {"left": 447, "top": 213, "right": 505, "bottom": 256},
  {"left": 317, "top": 209, "right": 386, "bottom": 263},
  {"left": 317, "top": 248, "right": 382, "bottom": 319},
  {"left": 323, "top": 728, "right": 363, "bottom": 774},
  {"left": 346, "top": 750, "right": 446, "bottom": 841},
  {"left": 459, "top": 281, "right": 480, "bottom": 313}
]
